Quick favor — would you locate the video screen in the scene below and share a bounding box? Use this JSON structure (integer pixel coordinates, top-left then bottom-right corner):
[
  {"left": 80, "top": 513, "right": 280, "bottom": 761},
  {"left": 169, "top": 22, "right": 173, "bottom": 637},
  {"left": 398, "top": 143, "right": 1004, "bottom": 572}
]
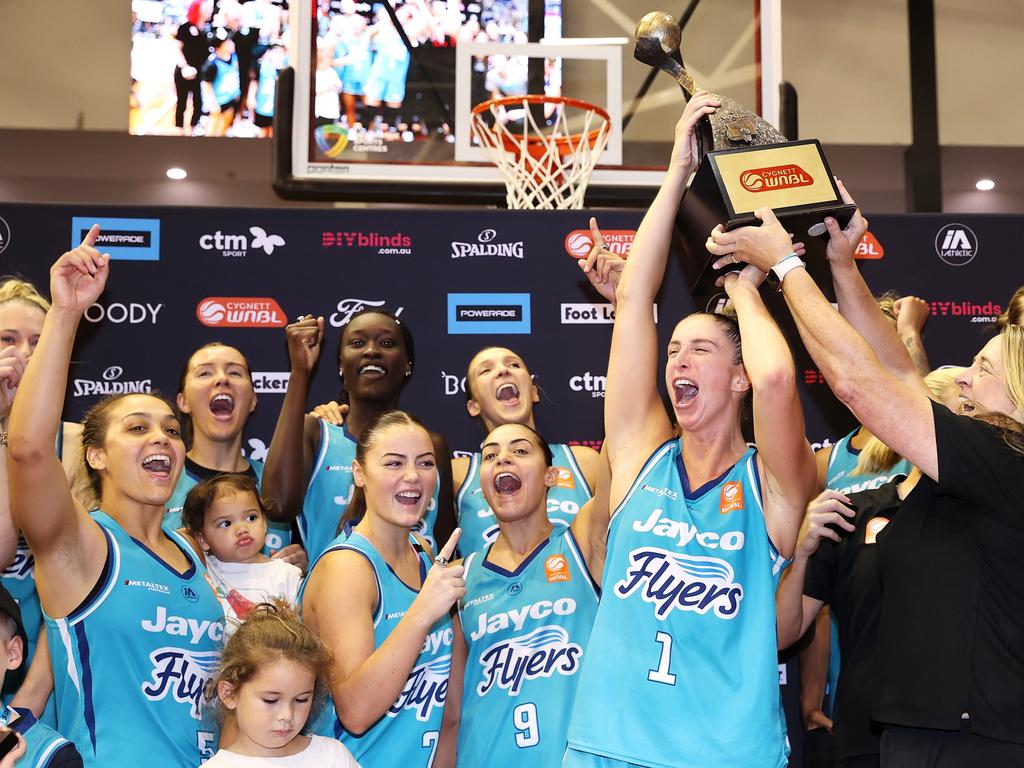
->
[
  {"left": 131, "top": 0, "right": 290, "bottom": 137},
  {"left": 308, "top": 0, "right": 561, "bottom": 163}
]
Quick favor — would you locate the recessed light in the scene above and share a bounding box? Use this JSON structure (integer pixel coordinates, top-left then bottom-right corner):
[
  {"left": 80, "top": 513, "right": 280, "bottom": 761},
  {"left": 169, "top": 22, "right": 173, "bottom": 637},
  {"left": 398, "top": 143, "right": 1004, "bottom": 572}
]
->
[
  {"left": 166, "top": 167, "right": 187, "bottom": 180},
  {"left": 976, "top": 179, "right": 995, "bottom": 191}
]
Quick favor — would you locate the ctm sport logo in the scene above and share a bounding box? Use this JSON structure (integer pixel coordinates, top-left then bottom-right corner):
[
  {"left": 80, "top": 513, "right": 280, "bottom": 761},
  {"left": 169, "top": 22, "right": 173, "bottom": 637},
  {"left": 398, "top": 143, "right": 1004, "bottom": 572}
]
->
[{"left": 739, "top": 164, "right": 814, "bottom": 193}]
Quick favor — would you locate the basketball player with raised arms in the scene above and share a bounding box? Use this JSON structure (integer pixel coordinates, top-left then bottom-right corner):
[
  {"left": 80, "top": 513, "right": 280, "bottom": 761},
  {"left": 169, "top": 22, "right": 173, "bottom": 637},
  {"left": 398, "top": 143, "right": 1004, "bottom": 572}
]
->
[
  {"left": 443, "top": 422, "right": 608, "bottom": 766},
  {"left": 5, "top": 227, "right": 226, "bottom": 767},
  {"left": 564, "top": 91, "right": 817, "bottom": 768},
  {"left": 453, "top": 348, "right": 604, "bottom": 554}
]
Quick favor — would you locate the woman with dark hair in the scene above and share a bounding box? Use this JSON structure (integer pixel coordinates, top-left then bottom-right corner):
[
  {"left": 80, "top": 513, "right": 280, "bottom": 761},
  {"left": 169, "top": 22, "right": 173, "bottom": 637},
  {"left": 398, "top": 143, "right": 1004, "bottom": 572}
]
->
[
  {"left": 443, "top": 421, "right": 608, "bottom": 765},
  {"left": 453, "top": 346, "right": 604, "bottom": 554},
  {"left": 263, "top": 311, "right": 453, "bottom": 562},
  {"left": 709, "top": 184, "right": 1024, "bottom": 766},
  {"left": 164, "top": 341, "right": 300, "bottom": 565},
  {"left": 5, "top": 226, "right": 224, "bottom": 766},
  {"left": 564, "top": 92, "right": 817, "bottom": 768},
  {"left": 299, "top": 410, "right": 463, "bottom": 767}
]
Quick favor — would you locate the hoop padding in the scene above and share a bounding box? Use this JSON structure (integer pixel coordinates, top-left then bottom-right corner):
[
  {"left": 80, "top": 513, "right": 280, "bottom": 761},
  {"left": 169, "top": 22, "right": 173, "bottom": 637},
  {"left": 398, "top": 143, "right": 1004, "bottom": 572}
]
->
[{"left": 471, "top": 95, "right": 611, "bottom": 210}]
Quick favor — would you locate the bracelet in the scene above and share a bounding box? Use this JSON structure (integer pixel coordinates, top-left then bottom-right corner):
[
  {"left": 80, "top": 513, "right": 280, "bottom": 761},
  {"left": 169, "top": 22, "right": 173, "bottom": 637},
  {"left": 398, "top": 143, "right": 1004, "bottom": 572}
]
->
[{"left": 769, "top": 252, "right": 806, "bottom": 290}]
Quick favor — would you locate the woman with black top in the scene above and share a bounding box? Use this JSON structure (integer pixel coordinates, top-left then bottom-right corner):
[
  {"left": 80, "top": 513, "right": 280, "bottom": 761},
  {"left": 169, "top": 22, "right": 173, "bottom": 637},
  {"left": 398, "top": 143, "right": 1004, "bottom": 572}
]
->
[
  {"left": 709, "top": 184, "right": 1024, "bottom": 766},
  {"left": 777, "top": 369, "right": 961, "bottom": 768},
  {"left": 174, "top": 0, "right": 212, "bottom": 135}
]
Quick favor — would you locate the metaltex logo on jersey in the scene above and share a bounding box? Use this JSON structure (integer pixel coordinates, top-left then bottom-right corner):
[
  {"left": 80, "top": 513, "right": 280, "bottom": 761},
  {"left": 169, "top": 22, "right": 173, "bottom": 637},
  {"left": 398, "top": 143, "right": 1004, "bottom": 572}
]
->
[
  {"left": 71, "top": 217, "right": 161, "bottom": 261},
  {"left": 447, "top": 293, "right": 531, "bottom": 335}
]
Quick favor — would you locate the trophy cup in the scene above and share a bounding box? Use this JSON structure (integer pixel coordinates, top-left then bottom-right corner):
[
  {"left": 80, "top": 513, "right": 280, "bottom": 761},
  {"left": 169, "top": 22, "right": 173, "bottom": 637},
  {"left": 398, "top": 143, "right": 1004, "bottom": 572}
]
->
[{"left": 635, "top": 11, "right": 856, "bottom": 297}]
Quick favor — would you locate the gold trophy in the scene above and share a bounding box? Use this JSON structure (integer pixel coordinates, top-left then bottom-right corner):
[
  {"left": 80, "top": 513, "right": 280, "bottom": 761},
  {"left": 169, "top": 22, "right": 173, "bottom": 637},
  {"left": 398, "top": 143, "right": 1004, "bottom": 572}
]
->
[{"left": 635, "top": 11, "right": 856, "bottom": 296}]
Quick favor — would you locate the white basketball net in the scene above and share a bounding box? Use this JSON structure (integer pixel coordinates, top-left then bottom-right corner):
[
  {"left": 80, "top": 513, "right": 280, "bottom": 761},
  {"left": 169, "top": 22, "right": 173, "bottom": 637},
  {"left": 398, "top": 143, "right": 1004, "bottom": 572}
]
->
[{"left": 471, "top": 98, "right": 610, "bottom": 210}]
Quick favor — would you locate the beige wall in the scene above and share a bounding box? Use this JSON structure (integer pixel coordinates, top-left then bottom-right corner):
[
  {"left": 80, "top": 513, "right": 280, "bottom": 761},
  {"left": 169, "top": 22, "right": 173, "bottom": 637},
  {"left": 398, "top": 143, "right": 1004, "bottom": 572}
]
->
[
  {"left": 0, "top": 0, "right": 130, "bottom": 131},
  {"left": 0, "top": 0, "right": 1019, "bottom": 146}
]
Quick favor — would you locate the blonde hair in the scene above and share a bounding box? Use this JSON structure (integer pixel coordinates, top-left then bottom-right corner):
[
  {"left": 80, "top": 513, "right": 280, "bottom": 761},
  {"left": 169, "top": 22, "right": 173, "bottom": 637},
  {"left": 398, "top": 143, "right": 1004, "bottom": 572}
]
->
[
  {"left": 995, "top": 285, "right": 1024, "bottom": 331},
  {"left": 1000, "top": 325, "right": 1024, "bottom": 420},
  {"left": 853, "top": 367, "right": 966, "bottom": 475},
  {"left": 0, "top": 277, "right": 49, "bottom": 314},
  {"left": 204, "top": 601, "right": 332, "bottom": 727}
]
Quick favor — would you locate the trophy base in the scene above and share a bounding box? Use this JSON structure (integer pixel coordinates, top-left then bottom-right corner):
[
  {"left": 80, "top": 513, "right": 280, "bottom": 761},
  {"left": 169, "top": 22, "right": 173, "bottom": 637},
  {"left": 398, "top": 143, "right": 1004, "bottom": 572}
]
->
[{"left": 675, "top": 140, "right": 855, "bottom": 301}]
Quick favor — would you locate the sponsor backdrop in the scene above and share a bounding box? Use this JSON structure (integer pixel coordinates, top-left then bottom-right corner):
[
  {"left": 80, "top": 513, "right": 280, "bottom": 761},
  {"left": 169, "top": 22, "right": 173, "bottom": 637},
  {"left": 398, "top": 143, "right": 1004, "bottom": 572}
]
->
[{"left": 0, "top": 203, "right": 1013, "bottom": 765}]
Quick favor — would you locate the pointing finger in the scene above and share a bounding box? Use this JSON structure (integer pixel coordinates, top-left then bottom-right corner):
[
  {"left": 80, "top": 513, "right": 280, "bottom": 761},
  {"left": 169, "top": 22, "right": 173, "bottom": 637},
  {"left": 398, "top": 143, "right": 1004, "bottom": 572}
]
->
[
  {"left": 81, "top": 224, "right": 101, "bottom": 248},
  {"left": 436, "top": 528, "right": 461, "bottom": 564}
]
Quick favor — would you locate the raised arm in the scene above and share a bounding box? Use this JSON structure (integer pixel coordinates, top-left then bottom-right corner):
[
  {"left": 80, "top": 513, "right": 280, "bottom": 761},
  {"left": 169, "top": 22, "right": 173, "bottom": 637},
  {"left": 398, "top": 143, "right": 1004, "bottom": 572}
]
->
[
  {"left": 303, "top": 531, "right": 465, "bottom": 734},
  {"left": 262, "top": 316, "right": 324, "bottom": 522},
  {"left": 721, "top": 272, "right": 816, "bottom": 556},
  {"left": 707, "top": 207, "right": 938, "bottom": 479},
  {"left": 6, "top": 228, "right": 108, "bottom": 614},
  {"left": 824, "top": 181, "right": 928, "bottom": 389},
  {"left": 605, "top": 92, "right": 720, "bottom": 505}
]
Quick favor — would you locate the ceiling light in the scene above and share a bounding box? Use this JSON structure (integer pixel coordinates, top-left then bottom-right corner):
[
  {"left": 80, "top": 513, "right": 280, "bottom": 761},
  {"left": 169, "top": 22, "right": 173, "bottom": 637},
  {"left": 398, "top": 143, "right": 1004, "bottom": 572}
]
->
[
  {"left": 975, "top": 179, "right": 995, "bottom": 191},
  {"left": 166, "top": 167, "right": 187, "bottom": 180}
]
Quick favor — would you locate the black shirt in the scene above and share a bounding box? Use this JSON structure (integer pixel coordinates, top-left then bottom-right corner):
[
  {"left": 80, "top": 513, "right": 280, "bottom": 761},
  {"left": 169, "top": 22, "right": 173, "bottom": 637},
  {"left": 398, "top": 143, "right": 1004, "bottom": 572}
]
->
[
  {"left": 175, "top": 22, "right": 212, "bottom": 69},
  {"left": 182, "top": 456, "right": 258, "bottom": 484},
  {"left": 873, "top": 401, "right": 1024, "bottom": 743},
  {"left": 804, "top": 477, "right": 905, "bottom": 759}
]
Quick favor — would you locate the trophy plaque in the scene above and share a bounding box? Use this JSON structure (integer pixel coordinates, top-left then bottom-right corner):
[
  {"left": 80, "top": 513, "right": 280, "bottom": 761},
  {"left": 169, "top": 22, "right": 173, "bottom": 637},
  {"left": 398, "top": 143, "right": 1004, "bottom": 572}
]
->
[{"left": 635, "top": 11, "right": 856, "bottom": 297}]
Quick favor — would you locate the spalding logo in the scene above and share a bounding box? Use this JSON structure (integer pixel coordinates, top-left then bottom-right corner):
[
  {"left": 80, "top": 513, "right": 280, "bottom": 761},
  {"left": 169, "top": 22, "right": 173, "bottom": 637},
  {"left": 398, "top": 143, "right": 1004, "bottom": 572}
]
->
[{"left": 739, "top": 164, "right": 813, "bottom": 193}]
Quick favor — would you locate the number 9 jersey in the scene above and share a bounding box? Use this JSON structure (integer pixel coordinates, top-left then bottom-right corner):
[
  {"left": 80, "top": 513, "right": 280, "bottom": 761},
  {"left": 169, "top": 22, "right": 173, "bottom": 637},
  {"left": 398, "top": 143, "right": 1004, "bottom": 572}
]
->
[
  {"left": 566, "top": 439, "right": 789, "bottom": 768},
  {"left": 456, "top": 528, "right": 598, "bottom": 767}
]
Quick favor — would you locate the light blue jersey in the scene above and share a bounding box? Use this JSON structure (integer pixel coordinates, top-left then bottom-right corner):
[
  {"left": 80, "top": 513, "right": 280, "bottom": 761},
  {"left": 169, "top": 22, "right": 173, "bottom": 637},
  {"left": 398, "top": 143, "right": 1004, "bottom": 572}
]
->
[
  {"left": 302, "top": 419, "right": 439, "bottom": 559},
  {"left": 821, "top": 427, "right": 911, "bottom": 719},
  {"left": 824, "top": 428, "right": 912, "bottom": 495},
  {"left": 567, "top": 439, "right": 788, "bottom": 768},
  {"left": 46, "top": 511, "right": 224, "bottom": 767},
  {"left": 163, "top": 457, "right": 292, "bottom": 555},
  {"left": 301, "top": 531, "right": 452, "bottom": 767},
  {"left": 3, "top": 706, "right": 76, "bottom": 767},
  {"left": 205, "top": 53, "right": 241, "bottom": 107},
  {"left": 457, "top": 527, "right": 598, "bottom": 767},
  {"left": 1, "top": 536, "right": 57, "bottom": 727},
  {"left": 456, "top": 444, "right": 591, "bottom": 555},
  {"left": 254, "top": 58, "right": 280, "bottom": 118}
]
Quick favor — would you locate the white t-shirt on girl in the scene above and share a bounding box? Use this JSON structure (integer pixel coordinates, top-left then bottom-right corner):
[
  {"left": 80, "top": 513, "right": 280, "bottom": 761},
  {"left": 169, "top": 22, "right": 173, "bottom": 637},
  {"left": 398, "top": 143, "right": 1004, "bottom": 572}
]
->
[
  {"left": 205, "top": 734, "right": 361, "bottom": 766},
  {"left": 205, "top": 554, "right": 302, "bottom": 630}
]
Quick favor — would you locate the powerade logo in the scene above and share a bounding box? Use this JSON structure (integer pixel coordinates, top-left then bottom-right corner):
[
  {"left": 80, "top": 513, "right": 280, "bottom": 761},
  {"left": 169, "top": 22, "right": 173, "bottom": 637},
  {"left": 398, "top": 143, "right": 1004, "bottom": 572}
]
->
[
  {"left": 0, "top": 216, "right": 10, "bottom": 256},
  {"left": 197, "top": 298, "right": 288, "bottom": 328},
  {"left": 739, "top": 165, "right": 813, "bottom": 192},
  {"left": 71, "top": 217, "right": 160, "bottom": 261},
  {"left": 563, "top": 229, "right": 635, "bottom": 258},
  {"left": 935, "top": 224, "right": 978, "bottom": 266},
  {"left": 447, "top": 293, "right": 531, "bottom": 334}
]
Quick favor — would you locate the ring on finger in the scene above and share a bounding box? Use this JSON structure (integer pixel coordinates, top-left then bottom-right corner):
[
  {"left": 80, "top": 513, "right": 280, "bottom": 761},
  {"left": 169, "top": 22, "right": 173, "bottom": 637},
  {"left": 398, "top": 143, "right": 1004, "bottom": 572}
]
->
[{"left": 434, "top": 555, "right": 448, "bottom": 567}]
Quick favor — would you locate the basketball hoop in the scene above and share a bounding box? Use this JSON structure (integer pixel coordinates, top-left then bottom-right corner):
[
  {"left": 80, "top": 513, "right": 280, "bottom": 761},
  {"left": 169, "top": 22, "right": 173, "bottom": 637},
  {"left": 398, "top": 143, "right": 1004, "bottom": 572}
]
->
[{"left": 470, "top": 95, "right": 611, "bottom": 210}]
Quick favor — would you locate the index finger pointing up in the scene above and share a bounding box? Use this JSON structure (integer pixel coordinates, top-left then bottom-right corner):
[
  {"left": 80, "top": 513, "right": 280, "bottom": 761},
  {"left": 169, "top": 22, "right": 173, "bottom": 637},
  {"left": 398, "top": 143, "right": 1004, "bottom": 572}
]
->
[
  {"left": 436, "top": 528, "right": 462, "bottom": 564},
  {"left": 81, "top": 224, "right": 101, "bottom": 248},
  {"left": 589, "top": 217, "right": 604, "bottom": 247}
]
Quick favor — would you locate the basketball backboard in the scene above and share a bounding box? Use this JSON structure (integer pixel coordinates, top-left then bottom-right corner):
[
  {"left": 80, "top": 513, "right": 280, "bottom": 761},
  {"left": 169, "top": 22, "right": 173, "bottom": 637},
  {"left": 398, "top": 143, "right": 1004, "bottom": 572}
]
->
[{"left": 274, "top": 0, "right": 782, "bottom": 205}]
